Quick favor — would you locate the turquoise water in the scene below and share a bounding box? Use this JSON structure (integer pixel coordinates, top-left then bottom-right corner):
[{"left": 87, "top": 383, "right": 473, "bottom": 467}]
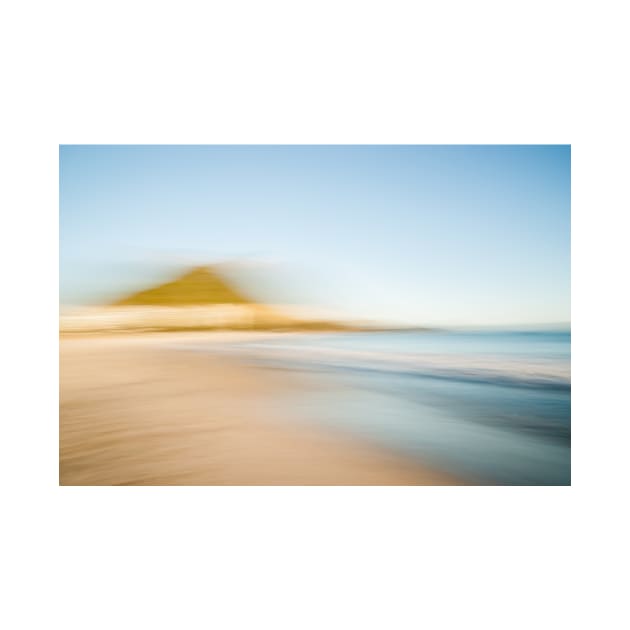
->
[
  {"left": 194, "top": 330, "right": 571, "bottom": 485},
  {"left": 288, "top": 329, "right": 571, "bottom": 360}
]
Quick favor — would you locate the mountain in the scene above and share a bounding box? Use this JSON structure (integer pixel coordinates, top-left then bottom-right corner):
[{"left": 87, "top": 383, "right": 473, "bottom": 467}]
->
[
  {"left": 112, "top": 266, "right": 253, "bottom": 306},
  {"left": 62, "top": 264, "right": 358, "bottom": 332}
]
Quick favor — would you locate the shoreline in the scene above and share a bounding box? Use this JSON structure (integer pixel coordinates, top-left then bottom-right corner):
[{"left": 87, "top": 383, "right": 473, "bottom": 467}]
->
[{"left": 60, "top": 334, "right": 463, "bottom": 485}]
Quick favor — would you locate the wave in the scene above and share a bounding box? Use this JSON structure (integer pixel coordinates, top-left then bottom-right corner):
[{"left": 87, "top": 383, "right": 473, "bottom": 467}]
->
[{"left": 184, "top": 342, "right": 571, "bottom": 390}]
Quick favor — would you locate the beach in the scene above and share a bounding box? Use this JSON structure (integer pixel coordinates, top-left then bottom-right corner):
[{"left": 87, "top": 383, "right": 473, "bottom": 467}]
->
[{"left": 60, "top": 334, "right": 460, "bottom": 485}]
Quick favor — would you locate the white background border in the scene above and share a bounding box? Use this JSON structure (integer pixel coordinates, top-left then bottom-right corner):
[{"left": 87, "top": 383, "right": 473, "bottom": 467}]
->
[{"left": 2, "top": 1, "right": 629, "bottom": 629}]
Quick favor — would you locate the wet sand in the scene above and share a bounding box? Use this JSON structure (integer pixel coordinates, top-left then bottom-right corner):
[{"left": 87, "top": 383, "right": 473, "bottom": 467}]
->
[{"left": 60, "top": 334, "right": 461, "bottom": 485}]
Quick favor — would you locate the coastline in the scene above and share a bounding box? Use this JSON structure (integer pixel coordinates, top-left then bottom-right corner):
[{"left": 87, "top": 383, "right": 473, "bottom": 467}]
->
[{"left": 60, "top": 333, "right": 462, "bottom": 485}]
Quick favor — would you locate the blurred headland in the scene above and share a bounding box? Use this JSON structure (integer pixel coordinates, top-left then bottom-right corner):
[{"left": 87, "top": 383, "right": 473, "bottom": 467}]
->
[
  {"left": 112, "top": 265, "right": 251, "bottom": 306},
  {"left": 60, "top": 264, "right": 404, "bottom": 333}
]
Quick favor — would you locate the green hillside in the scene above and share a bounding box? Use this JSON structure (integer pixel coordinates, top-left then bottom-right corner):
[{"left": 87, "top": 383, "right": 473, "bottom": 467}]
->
[{"left": 112, "top": 266, "right": 253, "bottom": 306}]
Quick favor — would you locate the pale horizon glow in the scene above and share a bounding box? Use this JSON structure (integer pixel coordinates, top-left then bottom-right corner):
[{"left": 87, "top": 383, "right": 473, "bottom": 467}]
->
[{"left": 60, "top": 145, "right": 570, "bottom": 327}]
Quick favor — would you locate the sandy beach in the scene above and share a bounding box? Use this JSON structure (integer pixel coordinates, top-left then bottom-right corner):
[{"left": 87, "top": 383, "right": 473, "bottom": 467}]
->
[{"left": 59, "top": 334, "right": 460, "bottom": 485}]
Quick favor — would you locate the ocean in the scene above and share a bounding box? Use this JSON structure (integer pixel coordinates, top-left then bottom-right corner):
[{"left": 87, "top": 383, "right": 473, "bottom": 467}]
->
[{"left": 187, "top": 330, "right": 571, "bottom": 485}]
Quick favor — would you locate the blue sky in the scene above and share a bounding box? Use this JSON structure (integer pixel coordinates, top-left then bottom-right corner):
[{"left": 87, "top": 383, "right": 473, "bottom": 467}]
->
[{"left": 59, "top": 145, "right": 570, "bottom": 326}]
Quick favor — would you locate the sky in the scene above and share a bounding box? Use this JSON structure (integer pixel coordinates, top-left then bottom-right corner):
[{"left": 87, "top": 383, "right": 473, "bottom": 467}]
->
[{"left": 59, "top": 145, "right": 570, "bottom": 326}]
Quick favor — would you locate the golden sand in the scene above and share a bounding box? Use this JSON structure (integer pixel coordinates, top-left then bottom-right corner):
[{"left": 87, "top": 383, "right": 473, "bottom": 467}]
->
[{"left": 60, "top": 335, "right": 461, "bottom": 485}]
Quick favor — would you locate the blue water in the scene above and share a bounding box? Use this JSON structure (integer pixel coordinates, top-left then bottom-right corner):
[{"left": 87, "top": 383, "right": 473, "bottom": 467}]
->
[
  {"left": 286, "top": 329, "right": 571, "bottom": 361},
  {"left": 187, "top": 330, "right": 571, "bottom": 485}
]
